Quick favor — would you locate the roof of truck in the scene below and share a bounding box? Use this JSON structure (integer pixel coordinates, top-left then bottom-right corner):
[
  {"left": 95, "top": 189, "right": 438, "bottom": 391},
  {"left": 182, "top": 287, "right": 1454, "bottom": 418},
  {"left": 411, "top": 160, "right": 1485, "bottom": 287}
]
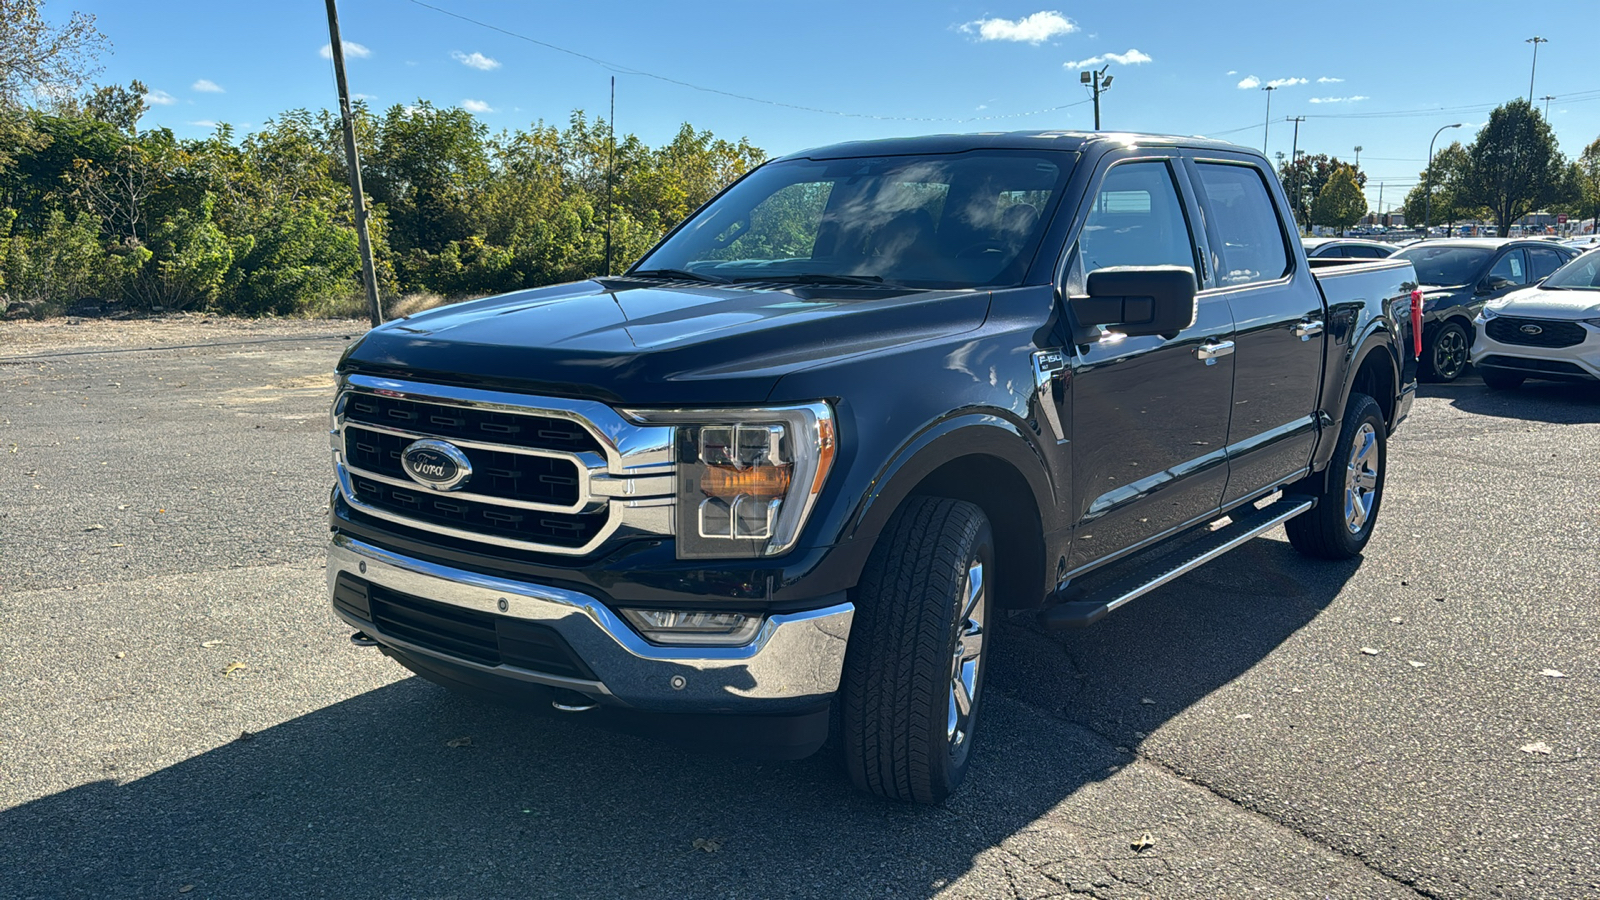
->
[{"left": 777, "top": 130, "right": 1260, "bottom": 162}]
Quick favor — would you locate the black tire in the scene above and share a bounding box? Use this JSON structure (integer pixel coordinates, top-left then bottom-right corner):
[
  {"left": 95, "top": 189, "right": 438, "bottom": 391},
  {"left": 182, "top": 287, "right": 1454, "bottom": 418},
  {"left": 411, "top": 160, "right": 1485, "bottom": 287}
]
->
[
  {"left": 1480, "top": 367, "right": 1525, "bottom": 391},
  {"left": 1286, "top": 393, "right": 1387, "bottom": 560},
  {"left": 1420, "top": 321, "right": 1470, "bottom": 382},
  {"left": 840, "top": 497, "right": 994, "bottom": 804}
]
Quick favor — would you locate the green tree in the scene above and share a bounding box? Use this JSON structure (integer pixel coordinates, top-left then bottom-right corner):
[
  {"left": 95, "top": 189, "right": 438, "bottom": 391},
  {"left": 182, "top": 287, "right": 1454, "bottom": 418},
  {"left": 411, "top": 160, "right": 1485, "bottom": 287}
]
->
[
  {"left": 1401, "top": 142, "right": 1477, "bottom": 233},
  {"left": 1313, "top": 165, "right": 1367, "bottom": 235},
  {"left": 1573, "top": 137, "right": 1600, "bottom": 236},
  {"left": 1462, "top": 99, "right": 1569, "bottom": 236},
  {"left": 0, "top": 0, "right": 109, "bottom": 108},
  {"left": 1279, "top": 153, "right": 1365, "bottom": 228}
]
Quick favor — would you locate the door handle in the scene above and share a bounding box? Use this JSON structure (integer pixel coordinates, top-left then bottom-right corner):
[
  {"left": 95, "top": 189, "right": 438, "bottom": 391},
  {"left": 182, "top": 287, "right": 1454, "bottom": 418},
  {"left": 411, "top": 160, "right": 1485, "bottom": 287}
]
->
[
  {"left": 1295, "top": 319, "right": 1325, "bottom": 340},
  {"left": 1195, "top": 340, "right": 1235, "bottom": 364}
]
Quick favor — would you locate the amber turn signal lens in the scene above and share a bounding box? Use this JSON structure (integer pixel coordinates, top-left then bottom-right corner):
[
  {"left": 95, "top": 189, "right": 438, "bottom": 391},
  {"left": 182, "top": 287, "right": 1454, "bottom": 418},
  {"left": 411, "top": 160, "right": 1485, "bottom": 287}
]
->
[{"left": 700, "top": 464, "right": 792, "bottom": 500}]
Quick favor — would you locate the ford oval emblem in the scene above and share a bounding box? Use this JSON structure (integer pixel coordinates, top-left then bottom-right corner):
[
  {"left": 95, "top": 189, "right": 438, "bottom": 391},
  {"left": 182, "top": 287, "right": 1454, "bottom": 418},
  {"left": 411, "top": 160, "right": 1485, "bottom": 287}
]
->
[
  {"left": 1520, "top": 324, "right": 1543, "bottom": 335},
  {"left": 400, "top": 439, "right": 472, "bottom": 491}
]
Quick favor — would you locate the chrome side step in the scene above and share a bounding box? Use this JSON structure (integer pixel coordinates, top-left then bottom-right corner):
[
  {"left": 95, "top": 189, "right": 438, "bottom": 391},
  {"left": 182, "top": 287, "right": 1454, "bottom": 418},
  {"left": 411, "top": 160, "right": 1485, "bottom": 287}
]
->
[{"left": 1039, "top": 497, "right": 1315, "bottom": 630}]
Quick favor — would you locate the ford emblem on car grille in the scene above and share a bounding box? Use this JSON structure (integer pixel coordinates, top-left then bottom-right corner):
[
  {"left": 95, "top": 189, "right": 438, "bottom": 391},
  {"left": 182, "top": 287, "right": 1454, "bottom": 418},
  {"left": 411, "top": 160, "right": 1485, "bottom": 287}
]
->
[
  {"left": 401, "top": 439, "right": 472, "bottom": 491},
  {"left": 1520, "top": 324, "right": 1543, "bottom": 335}
]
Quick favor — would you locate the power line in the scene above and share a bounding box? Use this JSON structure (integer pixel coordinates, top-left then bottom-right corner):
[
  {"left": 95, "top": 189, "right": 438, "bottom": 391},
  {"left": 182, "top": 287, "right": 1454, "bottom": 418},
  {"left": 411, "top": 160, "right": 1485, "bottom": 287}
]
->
[{"left": 404, "top": 0, "right": 1093, "bottom": 124}]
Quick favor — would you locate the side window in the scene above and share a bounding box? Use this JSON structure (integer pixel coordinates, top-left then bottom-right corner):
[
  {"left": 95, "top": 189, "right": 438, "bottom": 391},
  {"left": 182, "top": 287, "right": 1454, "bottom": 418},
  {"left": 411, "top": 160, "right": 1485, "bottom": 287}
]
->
[
  {"left": 1528, "top": 247, "right": 1565, "bottom": 280},
  {"left": 1350, "top": 246, "right": 1387, "bottom": 259},
  {"left": 1075, "top": 161, "right": 1198, "bottom": 281},
  {"left": 1489, "top": 250, "right": 1526, "bottom": 286},
  {"left": 1193, "top": 162, "right": 1291, "bottom": 286}
]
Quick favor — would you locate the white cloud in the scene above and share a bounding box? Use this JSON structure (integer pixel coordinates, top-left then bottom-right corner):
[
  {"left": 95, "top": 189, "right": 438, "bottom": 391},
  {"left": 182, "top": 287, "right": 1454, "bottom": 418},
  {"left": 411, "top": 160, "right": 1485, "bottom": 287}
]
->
[
  {"left": 461, "top": 99, "right": 494, "bottom": 114},
  {"left": 1266, "top": 77, "right": 1308, "bottom": 88},
  {"left": 1226, "top": 69, "right": 1237, "bottom": 75},
  {"left": 1317, "top": 76, "right": 1344, "bottom": 84},
  {"left": 451, "top": 50, "right": 501, "bottom": 71},
  {"left": 191, "top": 79, "right": 224, "bottom": 93},
  {"left": 1237, "top": 75, "right": 1261, "bottom": 89},
  {"left": 1308, "top": 95, "right": 1369, "bottom": 104},
  {"left": 188, "top": 120, "right": 219, "bottom": 128},
  {"left": 144, "top": 89, "right": 177, "bottom": 105},
  {"left": 352, "top": 92, "right": 377, "bottom": 101},
  {"left": 976, "top": 104, "right": 988, "bottom": 110},
  {"left": 960, "top": 11, "right": 1077, "bottom": 44},
  {"left": 319, "top": 41, "right": 371, "bottom": 60},
  {"left": 1064, "top": 48, "right": 1153, "bottom": 68}
]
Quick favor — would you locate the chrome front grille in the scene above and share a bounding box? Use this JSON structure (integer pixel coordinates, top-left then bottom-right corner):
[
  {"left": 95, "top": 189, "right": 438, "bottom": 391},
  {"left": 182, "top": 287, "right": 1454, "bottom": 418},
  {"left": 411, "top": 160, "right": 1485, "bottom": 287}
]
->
[{"left": 332, "top": 375, "right": 676, "bottom": 556}]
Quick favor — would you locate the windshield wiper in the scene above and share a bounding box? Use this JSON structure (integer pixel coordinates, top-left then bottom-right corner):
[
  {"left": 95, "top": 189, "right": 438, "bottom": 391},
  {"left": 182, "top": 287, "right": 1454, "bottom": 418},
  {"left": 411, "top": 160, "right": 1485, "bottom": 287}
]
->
[
  {"left": 737, "top": 272, "right": 897, "bottom": 287},
  {"left": 626, "top": 268, "right": 731, "bottom": 284}
]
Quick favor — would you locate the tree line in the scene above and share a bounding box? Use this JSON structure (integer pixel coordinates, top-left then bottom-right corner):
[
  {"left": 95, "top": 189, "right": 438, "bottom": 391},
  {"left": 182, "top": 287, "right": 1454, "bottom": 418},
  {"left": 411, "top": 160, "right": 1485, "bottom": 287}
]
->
[{"left": 0, "top": 85, "right": 763, "bottom": 318}]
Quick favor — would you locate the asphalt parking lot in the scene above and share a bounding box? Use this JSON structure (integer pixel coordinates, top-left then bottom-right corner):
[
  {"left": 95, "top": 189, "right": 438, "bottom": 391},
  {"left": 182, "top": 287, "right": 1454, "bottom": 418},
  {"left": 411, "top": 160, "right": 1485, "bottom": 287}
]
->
[{"left": 2, "top": 319, "right": 1597, "bottom": 899}]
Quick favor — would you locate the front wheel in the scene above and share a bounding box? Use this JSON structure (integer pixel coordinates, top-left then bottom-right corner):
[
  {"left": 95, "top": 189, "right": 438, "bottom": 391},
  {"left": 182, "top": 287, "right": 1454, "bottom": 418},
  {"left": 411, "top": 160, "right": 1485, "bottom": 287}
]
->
[
  {"left": 1421, "top": 322, "right": 1470, "bottom": 382},
  {"left": 840, "top": 497, "right": 993, "bottom": 804},
  {"left": 1286, "top": 393, "right": 1387, "bottom": 560}
]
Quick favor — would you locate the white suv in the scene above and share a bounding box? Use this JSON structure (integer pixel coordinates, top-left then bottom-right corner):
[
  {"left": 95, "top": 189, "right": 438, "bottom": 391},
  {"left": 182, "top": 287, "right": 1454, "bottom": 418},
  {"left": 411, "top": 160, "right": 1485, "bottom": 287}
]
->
[{"left": 1473, "top": 248, "right": 1600, "bottom": 390}]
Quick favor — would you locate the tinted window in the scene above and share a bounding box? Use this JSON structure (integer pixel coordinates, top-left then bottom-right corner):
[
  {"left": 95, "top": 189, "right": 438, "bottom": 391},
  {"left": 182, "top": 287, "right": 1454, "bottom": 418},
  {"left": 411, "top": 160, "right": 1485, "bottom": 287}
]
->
[
  {"left": 1528, "top": 247, "right": 1566, "bottom": 280},
  {"left": 1347, "top": 245, "right": 1391, "bottom": 259},
  {"left": 1489, "top": 250, "right": 1526, "bottom": 286},
  {"left": 1075, "top": 161, "right": 1197, "bottom": 277},
  {"left": 1392, "top": 245, "right": 1492, "bottom": 285},
  {"left": 636, "top": 151, "right": 1071, "bottom": 289},
  {"left": 1193, "top": 163, "right": 1290, "bottom": 286},
  {"left": 1543, "top": 248, "right": 1600, "bottom": 289}
]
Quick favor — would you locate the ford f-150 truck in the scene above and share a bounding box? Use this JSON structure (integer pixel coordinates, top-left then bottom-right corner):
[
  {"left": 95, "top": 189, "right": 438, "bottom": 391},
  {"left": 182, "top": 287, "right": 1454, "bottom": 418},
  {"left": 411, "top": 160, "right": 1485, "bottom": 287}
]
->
[{"left": 325, "top": 131, "right": 1418, "bottom": 803}]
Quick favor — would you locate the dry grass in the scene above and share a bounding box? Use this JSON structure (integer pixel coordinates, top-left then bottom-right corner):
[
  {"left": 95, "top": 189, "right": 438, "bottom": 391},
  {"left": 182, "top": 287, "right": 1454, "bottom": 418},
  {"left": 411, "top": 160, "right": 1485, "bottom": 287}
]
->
[{"left": 387, "top": 292, "right": 466, "bottom": 318}]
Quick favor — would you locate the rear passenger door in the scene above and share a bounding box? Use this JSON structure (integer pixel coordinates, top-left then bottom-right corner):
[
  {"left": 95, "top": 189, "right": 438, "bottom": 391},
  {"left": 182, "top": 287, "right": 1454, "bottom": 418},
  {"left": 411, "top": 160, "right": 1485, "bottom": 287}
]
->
[
  {"left": 1184, "top": 155, "right": 1326, "bottom": 505},
  {"left": 1527, "top": 246, "right": 1567, "bottom": 283},
  {"left": 1062, "top": 155, "right": 1234, "bottom": 571}
]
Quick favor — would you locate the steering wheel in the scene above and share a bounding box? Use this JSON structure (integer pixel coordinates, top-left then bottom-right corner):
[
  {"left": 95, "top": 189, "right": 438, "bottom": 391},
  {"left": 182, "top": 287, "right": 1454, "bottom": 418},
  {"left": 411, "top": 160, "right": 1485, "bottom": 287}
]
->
[{"left": 955, "top": 240, "right": 1010, "bottom": 260}]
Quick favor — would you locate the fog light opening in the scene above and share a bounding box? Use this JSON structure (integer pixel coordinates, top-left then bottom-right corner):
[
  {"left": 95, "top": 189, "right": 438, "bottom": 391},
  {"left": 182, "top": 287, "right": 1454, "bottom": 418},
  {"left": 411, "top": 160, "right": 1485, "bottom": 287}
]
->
[{"left": 620, "top": 609, "right": 764, "bottom": 646}]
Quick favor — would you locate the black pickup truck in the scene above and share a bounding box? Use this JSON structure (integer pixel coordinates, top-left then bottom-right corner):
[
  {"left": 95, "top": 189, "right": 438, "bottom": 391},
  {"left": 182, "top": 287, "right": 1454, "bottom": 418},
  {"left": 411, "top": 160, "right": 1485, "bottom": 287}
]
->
[{"left": 325, "top": 131, "right": 1418, "bottom": 803}]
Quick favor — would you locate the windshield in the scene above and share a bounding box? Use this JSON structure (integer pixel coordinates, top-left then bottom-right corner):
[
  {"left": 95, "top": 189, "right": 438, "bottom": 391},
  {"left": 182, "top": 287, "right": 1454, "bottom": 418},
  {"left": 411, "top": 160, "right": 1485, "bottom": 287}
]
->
[
  {"left": 1392, "top": 245, "right": 1493, "bottom": 286},
  {"left": 1541, "top": 248, "right": 1600, "bottom": 290},
  {"left": 631, "top": 150, "right": 1073, "bottom": 289}
]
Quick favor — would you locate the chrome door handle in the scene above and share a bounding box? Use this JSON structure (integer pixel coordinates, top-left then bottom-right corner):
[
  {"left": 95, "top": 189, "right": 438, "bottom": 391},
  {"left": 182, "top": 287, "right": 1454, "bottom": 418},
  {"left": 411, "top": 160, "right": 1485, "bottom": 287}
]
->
[
  {"left": 1295, "top": 319, "right": 1325, "bottom": 340},
  {"left": 1196, "top": 340, "right": 1235, "bottom": 364}
]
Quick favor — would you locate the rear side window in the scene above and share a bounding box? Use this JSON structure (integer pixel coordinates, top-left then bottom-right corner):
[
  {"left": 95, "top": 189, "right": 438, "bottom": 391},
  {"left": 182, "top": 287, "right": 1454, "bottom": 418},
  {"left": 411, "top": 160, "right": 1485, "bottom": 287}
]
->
[
  {"left": 1528, "top": 247, "right": 1566, "bottom": 280},
  {"left": 1193, "top": 163, "right": 1291, "bottom": 286}
]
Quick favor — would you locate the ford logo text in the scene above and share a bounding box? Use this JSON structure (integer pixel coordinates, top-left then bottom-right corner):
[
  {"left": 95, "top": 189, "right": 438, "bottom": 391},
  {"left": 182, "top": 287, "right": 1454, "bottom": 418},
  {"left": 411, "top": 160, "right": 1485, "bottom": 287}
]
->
[{"left": 400, "top": 439, "right": 473, "bottom": 491}]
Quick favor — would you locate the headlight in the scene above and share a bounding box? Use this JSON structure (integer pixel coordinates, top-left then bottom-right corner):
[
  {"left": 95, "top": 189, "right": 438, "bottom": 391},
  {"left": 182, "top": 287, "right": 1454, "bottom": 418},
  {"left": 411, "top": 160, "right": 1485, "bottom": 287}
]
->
[
  {"left": 1581, "top": 317, "right": 1600, "bottom": 328},
  {"left": 622, "top": 402, "right": 836, "bottom": 559},
  {"left": 1480, "top": 306, "right": 1500, "bottom": 320}
]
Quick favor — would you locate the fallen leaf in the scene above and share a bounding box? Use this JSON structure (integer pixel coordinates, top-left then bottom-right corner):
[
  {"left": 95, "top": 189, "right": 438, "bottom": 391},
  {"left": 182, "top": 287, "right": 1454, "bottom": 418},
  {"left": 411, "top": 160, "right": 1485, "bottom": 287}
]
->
[
  {"left": 221, "top": 661, "right": 246, "bottom": 676},
  {"left": 84, "top": 524, "right": 104, "bottom": 531},
  {"left": 179, "top": 886, "right": 194, "bottom": 894},
  {"left": 114, "top": 651, "right": 125, "bottom": 660},
  {"left": 1389, "top": 617, "right": 1403, "bottom": 624},
  {"left": 1540, "top": 669, "right": 1566, "bottom": 678},
  {"left": 1290, "top": 687, "right": 1305, "bottom": 693},
  {"left": 1360, "top": 647, "right": 1381, "bottom": 656},
  {"left": 1235, "top": 714, "right": 1253, "bottom": 721},
  {"left": 446, "top": 736, "right": 473, "bottom": 748},
  {"left": 1520, "top": 741, "right": 1552, "bottom": 755},
  {"left": 117, "top": 504, "right": 129, "bottom": 510},
  {"left": 1130, "top": 832, "right": 1155, "bottom": 852},
  {"left": 1408, "top": 660, "right": 1426, "bottom": 668},
  {"left": 1140, "top": 697, "right": 1155, "bottom": 705},
  {"left": 692, "top": 838, "right": 722, "bottom": 853},
  {"left": 201, "top": 640, "right": 226, "bottom": 649}
]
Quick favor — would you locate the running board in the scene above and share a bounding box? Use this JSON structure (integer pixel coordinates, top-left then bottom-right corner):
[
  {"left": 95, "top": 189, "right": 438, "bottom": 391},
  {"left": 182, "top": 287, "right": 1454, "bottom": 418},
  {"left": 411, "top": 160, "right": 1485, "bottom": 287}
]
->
[{"left": 1039, "top": 497, "right": 1315, "bottom": 630}]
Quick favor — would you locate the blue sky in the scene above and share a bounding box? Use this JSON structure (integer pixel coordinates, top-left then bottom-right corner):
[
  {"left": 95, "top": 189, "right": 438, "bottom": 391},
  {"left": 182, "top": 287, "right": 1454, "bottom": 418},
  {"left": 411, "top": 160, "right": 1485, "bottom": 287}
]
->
[{"left": 62, "top": 0, "right": 1600, "bottom": 214}]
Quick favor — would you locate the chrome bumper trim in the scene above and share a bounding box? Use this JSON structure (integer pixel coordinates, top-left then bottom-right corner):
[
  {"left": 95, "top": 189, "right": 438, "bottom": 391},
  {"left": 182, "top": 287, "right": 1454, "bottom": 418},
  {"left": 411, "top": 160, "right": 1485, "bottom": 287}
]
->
[{"left": 327, "top": 535, "right": 854, "bottom": 712}]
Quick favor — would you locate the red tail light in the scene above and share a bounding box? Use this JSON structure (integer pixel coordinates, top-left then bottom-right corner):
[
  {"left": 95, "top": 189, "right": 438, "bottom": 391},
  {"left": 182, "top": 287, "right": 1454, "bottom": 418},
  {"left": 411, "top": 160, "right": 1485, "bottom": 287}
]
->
[{"left": 1409, "top": 289, "right": 1424, "bottom": 357}]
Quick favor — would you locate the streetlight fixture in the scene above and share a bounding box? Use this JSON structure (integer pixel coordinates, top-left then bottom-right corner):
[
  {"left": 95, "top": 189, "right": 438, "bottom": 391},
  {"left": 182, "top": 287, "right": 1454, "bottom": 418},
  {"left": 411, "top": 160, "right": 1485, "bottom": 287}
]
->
[
  {"left": 1354, "top": 145, "right": 1362, "bottom": 169},
  {"left": 1261, "top": 85, "right": 1276, "bottom": 152},
  {"left": 1080, "top": 65, "right": 1113, "bottom": 130},
  {"left": 1526, "top": 36, "right": 1547, "bottom": 105},
  {"left": 1424, "top": 123, "right": 1464, "bottom": 236}
]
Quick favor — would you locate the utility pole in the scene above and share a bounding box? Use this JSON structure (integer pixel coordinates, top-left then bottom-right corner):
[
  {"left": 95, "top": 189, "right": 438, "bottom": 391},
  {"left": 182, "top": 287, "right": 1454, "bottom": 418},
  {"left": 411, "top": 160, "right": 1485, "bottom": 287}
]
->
[
  {"left": 1080, "top": 65, "right": 1113, "bottom": 130},
  {"left": 1540, "top": 94, "right": 1555, "bottom": 118},
  {"left": 1261, "top": 85, "right": 1276, "bottom": 153},
  {"left": 1353, "top": 145, "right": 1362, "bottom": 170},
  {"left": 324, "top": 0, "right": 382, "bottom": 327},
  {"left": 1288, "top": 116, "right": 1306, "bottom": 229},
  {"left": 1526, "top": 36, "right": 1547, "bottom": 105},
  {"left": 1376, "top": 182, "right": 1384, "bottom": 227}
]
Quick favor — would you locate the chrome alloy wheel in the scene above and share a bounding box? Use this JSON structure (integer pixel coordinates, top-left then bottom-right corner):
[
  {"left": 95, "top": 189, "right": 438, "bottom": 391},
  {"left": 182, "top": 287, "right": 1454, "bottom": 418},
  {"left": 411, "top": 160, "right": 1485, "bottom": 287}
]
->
[
  {"left": 1433, "top": 328, "right": 1468, "bottom": 380},
  {"left": 1344, "top": 422, "right": 1380, "bottom": 534},
  {"left": 947, "top": 560, "right": 986, "bottom": 754}
]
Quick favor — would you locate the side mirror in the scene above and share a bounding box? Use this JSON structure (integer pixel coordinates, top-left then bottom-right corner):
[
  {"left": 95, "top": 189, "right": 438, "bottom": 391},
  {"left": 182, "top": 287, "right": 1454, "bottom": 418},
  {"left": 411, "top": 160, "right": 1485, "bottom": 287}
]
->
[
  {"left": 1481, "top": 275, "right": 1513, "bottom": 293},
  {"left": 1070, "top": 266, "right": 1197, "bottom": 341}
]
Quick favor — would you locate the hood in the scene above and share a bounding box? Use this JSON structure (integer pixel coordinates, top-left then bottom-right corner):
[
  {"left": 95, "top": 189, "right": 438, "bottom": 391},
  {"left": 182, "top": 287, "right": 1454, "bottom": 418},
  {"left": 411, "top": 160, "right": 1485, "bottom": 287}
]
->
[
  {"left": 1485, "top": 286, "right": 1600, "bottom": 320},
  {"left": 340, "top": 279, "right": 991, "bottom": 405}
]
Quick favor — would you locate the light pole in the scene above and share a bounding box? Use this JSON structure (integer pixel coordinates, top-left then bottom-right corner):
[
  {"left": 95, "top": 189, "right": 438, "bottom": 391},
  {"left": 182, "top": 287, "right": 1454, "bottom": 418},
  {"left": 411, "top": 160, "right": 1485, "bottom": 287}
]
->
[
  {"left": 1261, "top": 85, "right": 1276, "bottom": 152},
  {"left": 1080, "top": 65, "right": 1113, "bottom": 130},
  {"left": 1353, "top": 145, "right": 1362, "bottom": 169},
  {"left": 1526, "top": 36, "right": 1547, "bottom": 105},
  {"left": 1424, "top": 123, "right": 1464, "bottom": 236},
  {"left": 1540, "top": 94, "right": 1555, "bottom": 118}
]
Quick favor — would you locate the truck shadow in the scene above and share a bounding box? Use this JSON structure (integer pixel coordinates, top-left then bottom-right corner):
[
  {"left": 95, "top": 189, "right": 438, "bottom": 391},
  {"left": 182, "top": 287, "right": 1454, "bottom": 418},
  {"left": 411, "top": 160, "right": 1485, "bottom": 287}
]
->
[
  {"left": 1, "top": 540, "right": 1348, "bottom": 900},
  {"left": 1422, "top": 377, "right": 1600, "bottom": 424}
]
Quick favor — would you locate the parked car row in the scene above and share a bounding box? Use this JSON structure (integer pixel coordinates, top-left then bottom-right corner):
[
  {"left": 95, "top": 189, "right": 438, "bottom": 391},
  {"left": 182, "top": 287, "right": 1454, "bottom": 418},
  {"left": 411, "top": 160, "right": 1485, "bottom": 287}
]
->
[{"left": 1471, "top": 246, "right": 1600, "bottom": 390}]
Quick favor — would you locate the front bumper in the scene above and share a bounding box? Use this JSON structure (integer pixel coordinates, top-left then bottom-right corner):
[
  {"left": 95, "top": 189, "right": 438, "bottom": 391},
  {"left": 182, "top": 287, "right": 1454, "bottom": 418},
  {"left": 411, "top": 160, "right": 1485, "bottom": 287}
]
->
[
  {"left": 326, "top": 535, "right": 854, "bottom": 714},
  {"left": 1471, "top": 320, "right": 1600, "bottom": 381}
]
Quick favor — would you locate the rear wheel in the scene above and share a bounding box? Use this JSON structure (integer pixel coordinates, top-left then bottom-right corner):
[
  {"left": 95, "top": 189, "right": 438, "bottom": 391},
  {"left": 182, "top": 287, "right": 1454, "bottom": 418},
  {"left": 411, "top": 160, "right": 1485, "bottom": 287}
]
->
[
  {"left": 1421, "top": 322, "right": 1470, "bottom": 382},
  {"left": 1480, "top": 367, "right": 1525, "bottom": 391},
  {"left": 1286, "top": 393, "right": 1387, "bottom": 560},
  {"left": 840, "top": 497, "right": 993, "bottom": 804}
]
